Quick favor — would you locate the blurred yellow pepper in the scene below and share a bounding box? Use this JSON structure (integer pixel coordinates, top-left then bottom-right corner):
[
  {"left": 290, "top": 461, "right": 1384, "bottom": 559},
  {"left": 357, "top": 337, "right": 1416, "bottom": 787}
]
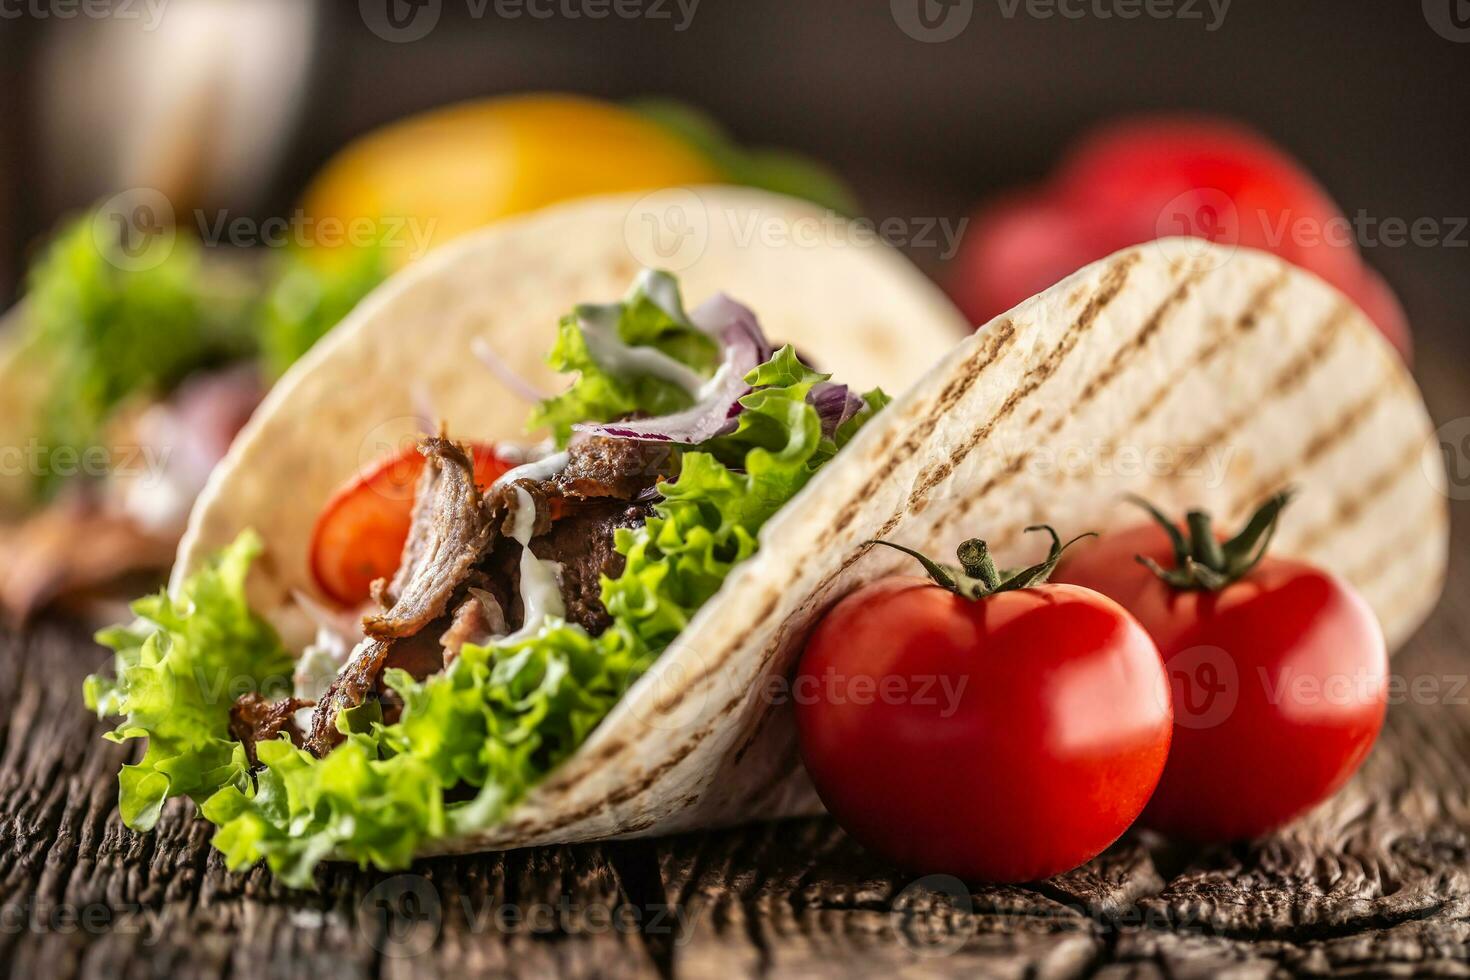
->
[{"left": 298, "top": 94, "right": 723, "bottom": 268}]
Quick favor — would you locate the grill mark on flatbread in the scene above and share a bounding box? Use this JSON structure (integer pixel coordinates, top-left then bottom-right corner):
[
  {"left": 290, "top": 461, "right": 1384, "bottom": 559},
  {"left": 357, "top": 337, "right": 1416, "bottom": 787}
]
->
[
  {"left": 1067, "top": 268, "right": 1206, "bottom": 421},
  {"left": 976, "top": 273, "right": 1293, "bottom": 559},
  {"left": 990, "top": 269, "right": 1284, "bottom": 510},
  {"left": 906, "top": 255, "right": 1143, "bottom": 511},
  {"left": 1126, "top": 270, "right": 1288, "bottom": 432},
  {"left": 960, "top": 304, "right": 1396, "bottom": 566},
  {"left": 1347, "top": 502, "right": 1447, "bottom": 589},
  {"left": 529, "top": 618, "right": 815, "bottom": 837},
  {"left": 937, "top": 261, "right": 1193, "bottom": 521},
  {"left": 1171, "top": 299, "right": 1352, "bottom": 477},
  {"left": 823, "top": 317, "right": 1018, "bottom": 540},
  {"left": 1292, "top": 439, "right": 1426, "bottom": 556},
  {"left": 1233, "top": 371, "right": 1397, "bottom": 513}
]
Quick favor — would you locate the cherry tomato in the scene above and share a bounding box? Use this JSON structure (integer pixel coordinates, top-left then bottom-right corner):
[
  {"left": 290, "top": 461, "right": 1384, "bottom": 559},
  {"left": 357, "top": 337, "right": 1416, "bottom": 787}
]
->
[
  {"left": 1055, "top": 497, "right": 1387, "bottom": 842},
  {"left": 948, "top": 116, "right": 1411, "bottom": 359},
  {"left": 795, "top": 532, "right": 1172, "bottom": 882},
  {"left": 309, "top": 441, "right": 513, "bottom": 606}
]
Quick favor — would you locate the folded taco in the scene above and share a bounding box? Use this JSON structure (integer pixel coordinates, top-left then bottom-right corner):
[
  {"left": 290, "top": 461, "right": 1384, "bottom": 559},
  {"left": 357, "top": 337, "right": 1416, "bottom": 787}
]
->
[{"left": 86, "top": 189, "right": 1446, "bottom": 885}]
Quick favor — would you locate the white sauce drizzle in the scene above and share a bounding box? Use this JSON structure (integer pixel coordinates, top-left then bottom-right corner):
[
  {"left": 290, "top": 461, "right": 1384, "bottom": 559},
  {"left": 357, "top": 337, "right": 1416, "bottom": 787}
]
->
[
  {"left": 490, "top": 449, "right": 570, "bottom": 493},
  {"left": 505, "top": 485, "right": 565, "bottom": 641},
  {"left": 575, "top": 272, "right": 707, "bottom": 396}
]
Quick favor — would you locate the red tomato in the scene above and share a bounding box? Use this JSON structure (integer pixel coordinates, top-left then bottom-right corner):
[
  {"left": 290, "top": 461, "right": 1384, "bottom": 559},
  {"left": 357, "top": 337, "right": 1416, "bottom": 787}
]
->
[
  {"left": 948, "top": 116, "right": 1411, "bottom": 359},
  {"left": 309, "top": 441, "right": 513, "bottom": 606},
  {"left": 1055, "top": 509, "right": 1387, "bottom": 842},
  {"left": 795, "top": 535, "right": 1172, "bottom": 883}
]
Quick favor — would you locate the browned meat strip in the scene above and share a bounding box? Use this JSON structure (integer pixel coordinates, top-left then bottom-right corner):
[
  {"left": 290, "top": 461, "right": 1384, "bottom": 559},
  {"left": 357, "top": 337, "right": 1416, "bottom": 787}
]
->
[
  {"left": 536, "top": 500, "right": 653, "bottom": 633},
  {"left": 554, "top": 438, "right": 677, "bottom": 500},
  {"left": 304, "top": 627, "right": 449, "bottom": 756},
  {"left": 486, "top": 438, "right": 676, "bottom": 523},
  {"left": 229, "top": 693, "right": 311, "bottom": 767},
  {"left": 304, "top": 638, "right": 388, "bottom": 756},
  {"left": 363, "top": 438, "right": 495, "bottom": 639}
]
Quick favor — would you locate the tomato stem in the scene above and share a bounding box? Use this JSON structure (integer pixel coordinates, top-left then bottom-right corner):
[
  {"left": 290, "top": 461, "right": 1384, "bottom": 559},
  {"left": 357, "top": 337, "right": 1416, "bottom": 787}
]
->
[
  {"left": 1129, "top": 488, "right": 1295, "bottom": 591},
  {"left": 956, "top": 539, "right": 1001, "bottom": 590},
  {"left": 869, "top": 525, "right": 1096, "bottom": 600}
]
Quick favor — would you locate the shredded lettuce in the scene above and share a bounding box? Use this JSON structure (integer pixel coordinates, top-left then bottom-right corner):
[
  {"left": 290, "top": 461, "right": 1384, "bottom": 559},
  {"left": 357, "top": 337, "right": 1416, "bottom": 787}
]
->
[
  {"left": 86, "top": 275, "right": 888, "bottom": 886},
  {"left": 528, "top": 271, "right": 719, "bottom": 446}
]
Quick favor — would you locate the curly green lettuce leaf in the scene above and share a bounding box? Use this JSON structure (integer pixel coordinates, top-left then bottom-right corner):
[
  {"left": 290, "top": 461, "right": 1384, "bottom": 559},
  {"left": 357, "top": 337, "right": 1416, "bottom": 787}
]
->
[
  {"left": 529, "top": 270, "right": 719, "bottom": 446},
  {"left": 24, "top": 217, "right": 255, "bottom": 499},
  {"left": 259, "top": 245, "right": 388, "bottom": 378},
  {"left": 83, "top": 531, "right": 292, "bottom": 830}
]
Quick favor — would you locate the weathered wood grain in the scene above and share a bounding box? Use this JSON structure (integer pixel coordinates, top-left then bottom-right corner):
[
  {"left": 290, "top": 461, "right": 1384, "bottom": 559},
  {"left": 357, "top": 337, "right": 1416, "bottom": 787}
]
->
[{"left": 3, "top": 415, "right": 1468, "bottom": 979}]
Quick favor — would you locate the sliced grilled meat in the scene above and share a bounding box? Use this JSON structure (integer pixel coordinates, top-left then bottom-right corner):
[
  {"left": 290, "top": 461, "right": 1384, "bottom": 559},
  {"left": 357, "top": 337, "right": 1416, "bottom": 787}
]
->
[
  {"left": 230, "top": 693, "right": 312, "bottom": 767},
  {"left": 487, "top": 438, "right": 675, "bottom": 520},
  {"left": 304, "top": 626, "right": 449, "bottom": 756},
  {"left": 479, "top": 499, "right": 654, "bottom": 635},
  {"left": 477, "top": 437, "right": 671, "bottom": 636},
  {"left": 363, "top": 438, "right": 494, "bottom": 639},
  {"left": 553, "top": 438, "right": 676, "bottom": 501}
]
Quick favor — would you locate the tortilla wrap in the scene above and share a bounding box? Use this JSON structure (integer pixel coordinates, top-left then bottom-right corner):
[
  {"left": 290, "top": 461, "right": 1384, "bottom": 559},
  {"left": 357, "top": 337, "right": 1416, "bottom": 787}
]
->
[{"left": 175, "top": 193, "right": 1447, "bottom": 855}]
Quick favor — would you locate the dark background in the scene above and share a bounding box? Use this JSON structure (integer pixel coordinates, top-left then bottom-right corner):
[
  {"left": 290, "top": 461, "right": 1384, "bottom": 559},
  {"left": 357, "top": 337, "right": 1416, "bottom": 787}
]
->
[{"left": 1, "top": 1, "right": 1466, "bottom": 377}]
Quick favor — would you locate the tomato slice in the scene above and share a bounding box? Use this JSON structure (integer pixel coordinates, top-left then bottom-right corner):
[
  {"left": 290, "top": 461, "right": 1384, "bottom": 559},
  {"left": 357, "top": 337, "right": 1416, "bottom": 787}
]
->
[{"left": 308, "top": 441, "right": 515, "bottom": 607}]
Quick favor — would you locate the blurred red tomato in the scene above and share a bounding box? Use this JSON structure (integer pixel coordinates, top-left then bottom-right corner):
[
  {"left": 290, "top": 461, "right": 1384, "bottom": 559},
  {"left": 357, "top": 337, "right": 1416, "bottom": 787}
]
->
[{"left": 949, "top": 117, "right": 1411, "bottom": 359}]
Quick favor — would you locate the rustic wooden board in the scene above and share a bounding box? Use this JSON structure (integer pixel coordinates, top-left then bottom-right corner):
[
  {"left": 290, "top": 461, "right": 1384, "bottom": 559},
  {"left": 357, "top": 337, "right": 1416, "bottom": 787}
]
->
[{"left": 3, "top": 410, "right": 1468, "bottom": 979}]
